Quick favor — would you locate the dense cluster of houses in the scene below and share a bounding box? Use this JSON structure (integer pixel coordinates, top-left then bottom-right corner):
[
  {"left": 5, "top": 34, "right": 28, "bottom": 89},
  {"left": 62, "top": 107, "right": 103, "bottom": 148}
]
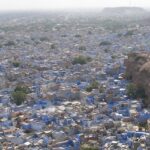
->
[{"left": 0, "top": 12, "right": 150, "bottom": 149}]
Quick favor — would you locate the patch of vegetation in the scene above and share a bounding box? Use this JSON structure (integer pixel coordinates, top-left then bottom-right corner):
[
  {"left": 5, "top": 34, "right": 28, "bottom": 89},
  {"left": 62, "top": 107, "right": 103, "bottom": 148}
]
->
[
  {"left": 138, "top": 122, "right": 149, "bottom": 131},
  {"left": 12, "top": 91, "right": 26, "bottom": 106},
  {"left": 86, "top": 87, "right": 93, "bottom": 92},
  {"left": 111, "top": 55, "right": 117, "bottom": 59},
  {"left": 136, "top": 87, "right": 147, "bottom": 99},
  {"left": 134, "top": 55, "right": 146, "bottom": 62},
  {"left": 99, "top": 85, "right": 105, "bottom": 93},
  {"left": 11, "top": 85, "right": 30, "bottom": 105},
  {"left": 125, "top": 72, "right": 132, "bottom": 80},
  {"left": 99, "top": 41, "right": 112, "bottom": 46},
  {"left": 126, "top": 83, "right": 138, "bottom": 98},
  {"left": 86, "top": 81, "right": 99, "bottom": 92},
  {"left": 126, "top": 83, "right": 147, "bottom": 99},
  {"left": 72, "top": 55, "right": 92, "bottom": 65},
  {"left": 12, "top": 61, "right": 20, "bottom": 68},
  {"left": 14, "top": 85, "right": 30, "bottom": 94}
]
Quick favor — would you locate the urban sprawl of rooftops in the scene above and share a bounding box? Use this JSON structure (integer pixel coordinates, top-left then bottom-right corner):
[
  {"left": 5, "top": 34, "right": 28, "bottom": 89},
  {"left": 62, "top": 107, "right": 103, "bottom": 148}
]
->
[{"left": 0, "top": 10, "right": 150, "bottom": 150}]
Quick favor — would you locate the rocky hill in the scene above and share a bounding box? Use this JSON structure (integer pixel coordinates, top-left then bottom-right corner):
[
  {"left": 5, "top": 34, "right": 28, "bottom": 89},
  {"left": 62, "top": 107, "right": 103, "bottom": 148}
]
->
[{"left": 124, "top": 52, "right": 150, "bottom": 106}]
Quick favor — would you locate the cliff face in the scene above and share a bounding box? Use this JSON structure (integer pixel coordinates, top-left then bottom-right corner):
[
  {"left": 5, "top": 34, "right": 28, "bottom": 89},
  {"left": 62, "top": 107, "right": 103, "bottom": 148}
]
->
[{"left": 124, "top": 52, "right": 150, "bottom": 106}]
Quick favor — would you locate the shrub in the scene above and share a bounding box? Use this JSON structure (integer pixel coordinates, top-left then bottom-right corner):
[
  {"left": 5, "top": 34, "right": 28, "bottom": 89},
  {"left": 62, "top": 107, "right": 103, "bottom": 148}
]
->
[
  {"left": 136, "top": 87, "right": 147, "bottom": 98},
  {"left": 11, "top": 85, "right": 29, "bottom": 105},
  {"left": 12, "top": 91, "right": 26, "bottom": 105},
  {"left": 86, "top": 86, "right": 93, "bottom": 92},
  {"left": 72, "top": 55, "right": 91, "bottom": 65},
  {"left": 86, "top": 81, "right": 99, "bottom": 92},
  {"left": 99, "top": 85, "right": 105, "bottom": 93},
  {"left": 73, "top": 56, "right": 86, "bottom": 65},
  {"left": 86, "top": 56, "right": 92, "bottom": 61},
  {"left": 99, "top": 41, "right": 112, "bottom": 46},
  {"left": 126, "top": 83, "right": 137, "bottom": 98},
  {"left": 14, "top": 85, "right": 30, "bottom": 94},
  {"left": 111, "top": 55, "right": 117, "bottom": 59},
  {"left": 12, "top": 61, "right": 20, "bottom": 68},
  {"left": 125, "top": 72, "right": 132, "bottom": 80},
  {"left": 126, "top": 83, "right": 146, "bottom": 99},
  {"left": 138, "top": 122, "right": 148, "bottom": 130},
  {"left": 90, "top": 81, "right": 99, "bottom": 89}
]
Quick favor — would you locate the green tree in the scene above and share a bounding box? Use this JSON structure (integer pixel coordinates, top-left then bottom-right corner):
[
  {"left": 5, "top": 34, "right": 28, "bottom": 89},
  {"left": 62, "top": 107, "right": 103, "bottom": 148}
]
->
[
  {"left": 127, "top": 83, "right": 147, "bottom": 99},
  {"left": 12, "top": 91, "right": 26, "bottom": 105},
  {"left": 14, "top": 85, "right": 30, "bottom": 94},
  {"left": 136, "top": 87, "right": 147, "bottom": 98},
  {"left": 126, "top": 83, "right": 137, "bottom": 98},
  {"left": 11, "top": 85, "right": 29, "bottom": 105},
  {"left": 86, "top": 86, "right": 93, "bottom": 92}
]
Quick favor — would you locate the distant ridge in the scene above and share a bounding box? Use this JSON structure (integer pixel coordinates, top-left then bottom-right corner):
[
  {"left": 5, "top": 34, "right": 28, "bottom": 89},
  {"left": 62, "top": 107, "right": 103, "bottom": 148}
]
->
[{"left": 101, "top": 7, "right": 146, "bottom": 16}]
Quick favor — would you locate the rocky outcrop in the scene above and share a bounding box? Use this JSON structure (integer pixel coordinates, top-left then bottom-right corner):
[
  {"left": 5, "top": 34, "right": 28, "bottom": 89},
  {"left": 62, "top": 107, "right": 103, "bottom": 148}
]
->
[{"left": 124, "top": 51, "right": 150, "bottom": 106}]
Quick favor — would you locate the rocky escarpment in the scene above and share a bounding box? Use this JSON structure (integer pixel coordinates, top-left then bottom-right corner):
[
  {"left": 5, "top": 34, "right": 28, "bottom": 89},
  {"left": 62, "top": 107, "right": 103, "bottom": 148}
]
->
[{"left": 124, "top": 52, "right": 150, "bottom": 107}]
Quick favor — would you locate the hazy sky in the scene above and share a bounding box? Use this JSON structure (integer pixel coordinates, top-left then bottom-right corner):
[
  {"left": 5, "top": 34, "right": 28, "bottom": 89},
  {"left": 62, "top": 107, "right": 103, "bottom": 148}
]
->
[{"left": 0, "top": 0, "right": 150, "bottom": 11}]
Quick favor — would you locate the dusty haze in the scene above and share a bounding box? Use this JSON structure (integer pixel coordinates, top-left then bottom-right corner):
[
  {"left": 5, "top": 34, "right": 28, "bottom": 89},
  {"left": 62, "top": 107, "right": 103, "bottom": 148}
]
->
[{"left": 0, "top": 0, "right": 150, "bottom": 11}]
